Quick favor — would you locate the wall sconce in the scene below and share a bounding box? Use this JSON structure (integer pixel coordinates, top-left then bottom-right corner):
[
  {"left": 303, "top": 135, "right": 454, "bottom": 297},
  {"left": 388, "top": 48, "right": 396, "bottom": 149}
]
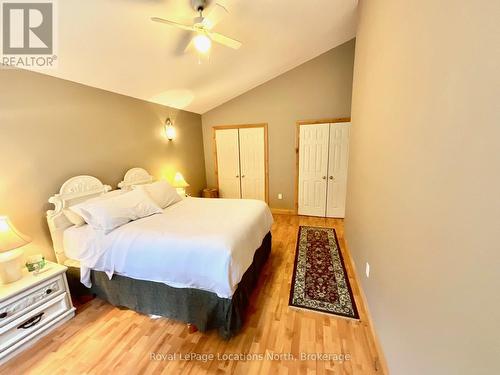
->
[{"left": 165, "top": 118, "right": 176, "bottom": 141}]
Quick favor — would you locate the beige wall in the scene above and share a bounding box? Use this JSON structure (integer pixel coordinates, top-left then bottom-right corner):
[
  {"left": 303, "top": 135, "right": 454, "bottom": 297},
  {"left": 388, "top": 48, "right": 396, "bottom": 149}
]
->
[
  {"left": 0, "top": 69, "right": 206, "bottom": 261},
  {"left": 202, "top": 39, "right": 355, "bottom": 210},
  {"left": 345, "top": 1, "right": 500, "bottom": 374}
]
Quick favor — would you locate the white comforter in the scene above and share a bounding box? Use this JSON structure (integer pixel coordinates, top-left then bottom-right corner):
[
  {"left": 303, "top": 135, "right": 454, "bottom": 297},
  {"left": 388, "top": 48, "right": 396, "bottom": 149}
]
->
[{"left": 63, "top": 197, "right": 273, "bottom": 298}]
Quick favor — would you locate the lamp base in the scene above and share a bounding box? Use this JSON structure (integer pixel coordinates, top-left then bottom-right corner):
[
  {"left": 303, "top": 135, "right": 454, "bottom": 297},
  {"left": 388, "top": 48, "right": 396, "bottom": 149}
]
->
[
  {"left": 176, "top": 188, "right": 186, "bottom": 197},
  {"left": 0, "top": 249, "right": 24, "bottom": 285}
]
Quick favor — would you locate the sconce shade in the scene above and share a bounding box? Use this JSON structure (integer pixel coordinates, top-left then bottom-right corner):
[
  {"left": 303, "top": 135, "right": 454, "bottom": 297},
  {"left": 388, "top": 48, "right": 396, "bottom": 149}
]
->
[
  {"left": 172, "top": 172, "right": 189, "bottom": 188},
  {"left": 165, "top": 118, "right": 176, "bottom": 140},
  {"left": 0, "top": 216, "right": 31, "bottom": 253}
]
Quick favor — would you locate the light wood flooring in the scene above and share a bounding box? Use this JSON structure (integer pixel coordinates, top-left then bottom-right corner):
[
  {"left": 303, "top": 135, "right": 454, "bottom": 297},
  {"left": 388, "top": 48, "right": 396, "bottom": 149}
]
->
[{"left": 0, "top": 214, "right": 385, "bottom": 375}]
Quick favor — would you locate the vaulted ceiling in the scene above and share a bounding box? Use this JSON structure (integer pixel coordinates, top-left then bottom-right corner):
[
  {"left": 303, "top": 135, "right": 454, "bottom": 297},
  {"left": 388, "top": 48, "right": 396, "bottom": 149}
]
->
[{"left": 29, "top": 0, "right": 358, "bottom": 113}]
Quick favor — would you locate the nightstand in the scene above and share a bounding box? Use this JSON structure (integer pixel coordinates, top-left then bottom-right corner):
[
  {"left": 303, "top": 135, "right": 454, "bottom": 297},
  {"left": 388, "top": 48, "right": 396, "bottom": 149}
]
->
[
  {"left": 0, "top": 261, "right": 75, "bottom": 364},
  {"left": 202, "top": 188, "right": 219, "bottom": 198}
]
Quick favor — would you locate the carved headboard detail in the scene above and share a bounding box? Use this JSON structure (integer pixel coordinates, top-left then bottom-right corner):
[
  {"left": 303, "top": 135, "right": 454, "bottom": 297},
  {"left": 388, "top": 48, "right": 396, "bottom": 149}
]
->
[
  {"left": 47, "top": 175, "right": 111, "bottom": 264},
  {"left": 118, "top": 168, "right": 154, "bottom": 190}
]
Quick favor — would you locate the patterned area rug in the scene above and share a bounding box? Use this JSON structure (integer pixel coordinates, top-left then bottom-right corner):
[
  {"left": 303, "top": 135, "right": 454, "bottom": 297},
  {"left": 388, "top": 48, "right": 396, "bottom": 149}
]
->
[{"left": 289, "top": 226, "right": 359, "bottom": 319}]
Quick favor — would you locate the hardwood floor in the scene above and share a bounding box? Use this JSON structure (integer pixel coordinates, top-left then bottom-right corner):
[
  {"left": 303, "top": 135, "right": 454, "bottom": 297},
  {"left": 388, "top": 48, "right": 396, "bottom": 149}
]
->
[{"left": 0, "top": 215, "right": 385, "bottom": 375}]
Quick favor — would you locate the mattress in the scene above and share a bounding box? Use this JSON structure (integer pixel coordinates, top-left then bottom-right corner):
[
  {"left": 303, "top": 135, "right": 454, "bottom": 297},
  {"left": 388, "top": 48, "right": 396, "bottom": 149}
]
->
[{"left": 63, "top": 197, "right": 273, "bottom": 298}]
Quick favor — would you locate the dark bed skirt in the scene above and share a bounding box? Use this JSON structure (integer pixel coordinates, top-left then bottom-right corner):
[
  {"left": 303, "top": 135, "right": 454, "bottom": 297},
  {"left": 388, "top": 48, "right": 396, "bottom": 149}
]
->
[{"left": 66, "top": 232, "right": 272, "bottom": 339}]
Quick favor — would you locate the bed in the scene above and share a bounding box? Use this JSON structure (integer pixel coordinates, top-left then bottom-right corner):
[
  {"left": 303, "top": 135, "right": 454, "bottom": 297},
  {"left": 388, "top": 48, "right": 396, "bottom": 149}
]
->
[{"left": 46, "top": 168, "right": 273, "bottom": 338}]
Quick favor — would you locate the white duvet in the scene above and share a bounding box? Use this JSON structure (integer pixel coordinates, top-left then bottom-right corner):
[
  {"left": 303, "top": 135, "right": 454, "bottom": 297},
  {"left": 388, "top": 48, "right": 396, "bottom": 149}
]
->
[{"left": 63, "top": 197, "right": 273, "bottom": 298}]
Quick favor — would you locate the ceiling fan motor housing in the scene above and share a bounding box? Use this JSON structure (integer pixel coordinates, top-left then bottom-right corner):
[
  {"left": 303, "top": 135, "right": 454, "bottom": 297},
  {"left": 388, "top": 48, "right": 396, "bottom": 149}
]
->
[{"left": 191, "top": 0, "right": 208, "bottom": 12}]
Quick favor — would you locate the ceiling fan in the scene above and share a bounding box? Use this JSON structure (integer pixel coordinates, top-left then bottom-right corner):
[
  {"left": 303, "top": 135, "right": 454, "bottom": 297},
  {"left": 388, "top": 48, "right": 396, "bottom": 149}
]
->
[{"left": 151, "top": 0, "right": 242, "bottom": 56}]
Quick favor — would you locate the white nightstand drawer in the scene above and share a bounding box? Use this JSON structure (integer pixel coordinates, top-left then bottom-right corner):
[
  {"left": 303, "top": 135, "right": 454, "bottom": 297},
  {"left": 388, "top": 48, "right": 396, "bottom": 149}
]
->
[
  {"left": 0, "top": 292, "right": 70, "bottom": 353},
  {"left": 0, "top": 275, "right": 65, "bottom": 329}
]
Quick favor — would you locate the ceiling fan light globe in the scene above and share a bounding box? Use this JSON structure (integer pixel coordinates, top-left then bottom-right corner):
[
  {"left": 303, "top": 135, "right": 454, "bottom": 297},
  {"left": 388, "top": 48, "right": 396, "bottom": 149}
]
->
[{"left": 193, "top": 34, "right": 212, "bottom": 54}]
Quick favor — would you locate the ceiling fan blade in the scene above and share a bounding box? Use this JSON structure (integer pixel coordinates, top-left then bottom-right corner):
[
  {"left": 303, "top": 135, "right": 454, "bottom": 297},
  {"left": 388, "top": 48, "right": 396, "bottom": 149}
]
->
[
  {"left": 208, "top": 31, "right": 242, "bottom": 50},
  {"left": 174, "top": 31, "right": 194, "bottom": 56},
  {"left": 184, "top": 39, "right": 194, "bottom": 53},
  {"left": 151, "top": 17, "right": 196, "bottom": 32},
  {"left": 202, "top": 3, "right": 229, "bottom": 30}
]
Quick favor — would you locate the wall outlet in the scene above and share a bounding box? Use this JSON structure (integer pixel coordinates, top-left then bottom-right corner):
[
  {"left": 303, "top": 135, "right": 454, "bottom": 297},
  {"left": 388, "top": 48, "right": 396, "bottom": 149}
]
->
[
  {"left": 365, "top": 262, "right": 370, "bottom": 278},
  {"left": 278, "top": 193, "right": 283, "bottom": 200}
]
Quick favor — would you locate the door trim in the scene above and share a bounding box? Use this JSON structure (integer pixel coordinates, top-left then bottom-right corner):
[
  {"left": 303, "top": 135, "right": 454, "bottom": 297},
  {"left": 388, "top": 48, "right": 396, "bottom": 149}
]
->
[
  {"left": 213, "top": 123, "right": 269, "bottom": 203},
  {"left": 295, "top": 117, "right": 351, "bottom": 215}
]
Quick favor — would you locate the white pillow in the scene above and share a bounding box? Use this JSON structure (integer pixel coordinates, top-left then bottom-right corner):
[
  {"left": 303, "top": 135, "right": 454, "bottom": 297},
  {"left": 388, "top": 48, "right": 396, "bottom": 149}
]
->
[
  {"left": 70, "top": 189, "right": 162, "bottom": 233},
  {"left": 133, "top": 180, "right": 181, "bottom": 209},
  {"left": 65, "top": 190, "right": 125, "bottom": 225},
  {"left": 63, "top": 209, "right": 86, "bottom": 226}
]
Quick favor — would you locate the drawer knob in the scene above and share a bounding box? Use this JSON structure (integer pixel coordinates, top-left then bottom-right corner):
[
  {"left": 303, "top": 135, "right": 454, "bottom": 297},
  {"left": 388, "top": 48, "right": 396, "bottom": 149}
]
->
[
  {"left": 0, "top": 312, "right": 7, "bottom": 319},
  {"left": 46, "top": 288, "right": 53, "bottom": 295}
]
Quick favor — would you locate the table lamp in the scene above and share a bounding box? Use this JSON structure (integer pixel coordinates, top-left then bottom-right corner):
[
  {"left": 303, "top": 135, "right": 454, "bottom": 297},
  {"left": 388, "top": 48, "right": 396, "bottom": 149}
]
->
[
  {"left": 0, "top": 216, "right": 31, "bottom": 285},
  {"left": 172, "top": 172, "right": 189, "bottom": 196}
]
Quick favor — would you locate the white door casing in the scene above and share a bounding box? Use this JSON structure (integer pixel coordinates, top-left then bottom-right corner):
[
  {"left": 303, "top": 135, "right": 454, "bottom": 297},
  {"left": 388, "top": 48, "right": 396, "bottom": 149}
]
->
[
  {"left": 298, "top": 123, "right": 329, "bottom": 216},
  {"left": 215, "top": 129, "right": 241, "bottom": 199},
  {"left": 239, "top": 127, "right": 266, "bottom": 200},
  {"left": 326, "top": 122, "right": 351, "bottom": 218}
]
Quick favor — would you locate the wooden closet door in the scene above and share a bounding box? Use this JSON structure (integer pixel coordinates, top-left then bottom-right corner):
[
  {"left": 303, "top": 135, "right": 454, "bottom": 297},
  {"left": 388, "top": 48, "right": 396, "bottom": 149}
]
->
[
  {"left": 298, "top": 124, "right": 330, "bottom": 216},
  {"left": 239, "top": 127, "right": 265, "bottom": 201},
  {"left": 326, "top": 122, "right": 351, "bottom": 218},
  {"left": 215, "top": 129, "right": 241, "bottom": 198}
]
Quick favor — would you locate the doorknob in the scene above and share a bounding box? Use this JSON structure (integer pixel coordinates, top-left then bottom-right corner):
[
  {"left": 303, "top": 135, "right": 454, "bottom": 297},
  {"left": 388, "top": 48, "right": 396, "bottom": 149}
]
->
[
  {"left": 322, "top": 176, "right": 326, "bottom": 180},
  {"left": 329, "top": 176, "right": 334, "bottom": 180},
  {"left": 236, "top": 175, "right": 239, "bottom": 178},
  {"left": 241, "top": 175, "right": 245, "bottom": 178}
]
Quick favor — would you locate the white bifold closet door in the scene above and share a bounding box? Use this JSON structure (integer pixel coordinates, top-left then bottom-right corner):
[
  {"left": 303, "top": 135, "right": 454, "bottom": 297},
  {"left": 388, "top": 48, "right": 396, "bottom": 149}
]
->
[
  {"left": 326, "top": 123, "right": 350, "bottom": 217},
  {"left": 298, "top": 122, "right": 351, "bottom": 218},
  {"left": 239, "top": 128, "right": 265, "bottom": 200},
  {"left": 215, "top": 127, "right": 265, "bottom": 201},
  {"left": 215, "top": 129, "right": 241, "bottom": 199}
]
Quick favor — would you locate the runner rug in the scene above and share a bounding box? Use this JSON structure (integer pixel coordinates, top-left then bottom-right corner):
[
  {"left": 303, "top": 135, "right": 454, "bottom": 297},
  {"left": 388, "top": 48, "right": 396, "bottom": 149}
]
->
[{"left": 289, "top": 226, "right": 359, "bottom": 319}]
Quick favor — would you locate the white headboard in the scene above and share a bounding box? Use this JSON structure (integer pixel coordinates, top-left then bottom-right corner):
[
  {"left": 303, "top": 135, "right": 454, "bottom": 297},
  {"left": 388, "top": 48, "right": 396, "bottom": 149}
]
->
[
  {"left": 47, "top": 176, "right": 111, "bottom": 264},
  {"left": 118, "top": 168, "right": 154, "bottom": 190}
]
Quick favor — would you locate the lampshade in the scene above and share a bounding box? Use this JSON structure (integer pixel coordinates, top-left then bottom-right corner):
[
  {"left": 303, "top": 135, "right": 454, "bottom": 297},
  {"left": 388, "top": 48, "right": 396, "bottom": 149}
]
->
[
  {"left": 172, "top": 172, "right": 189, "bottom": 188},
  {"left": 0, "top": 216, "right": 31, "bottom": 253}
]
